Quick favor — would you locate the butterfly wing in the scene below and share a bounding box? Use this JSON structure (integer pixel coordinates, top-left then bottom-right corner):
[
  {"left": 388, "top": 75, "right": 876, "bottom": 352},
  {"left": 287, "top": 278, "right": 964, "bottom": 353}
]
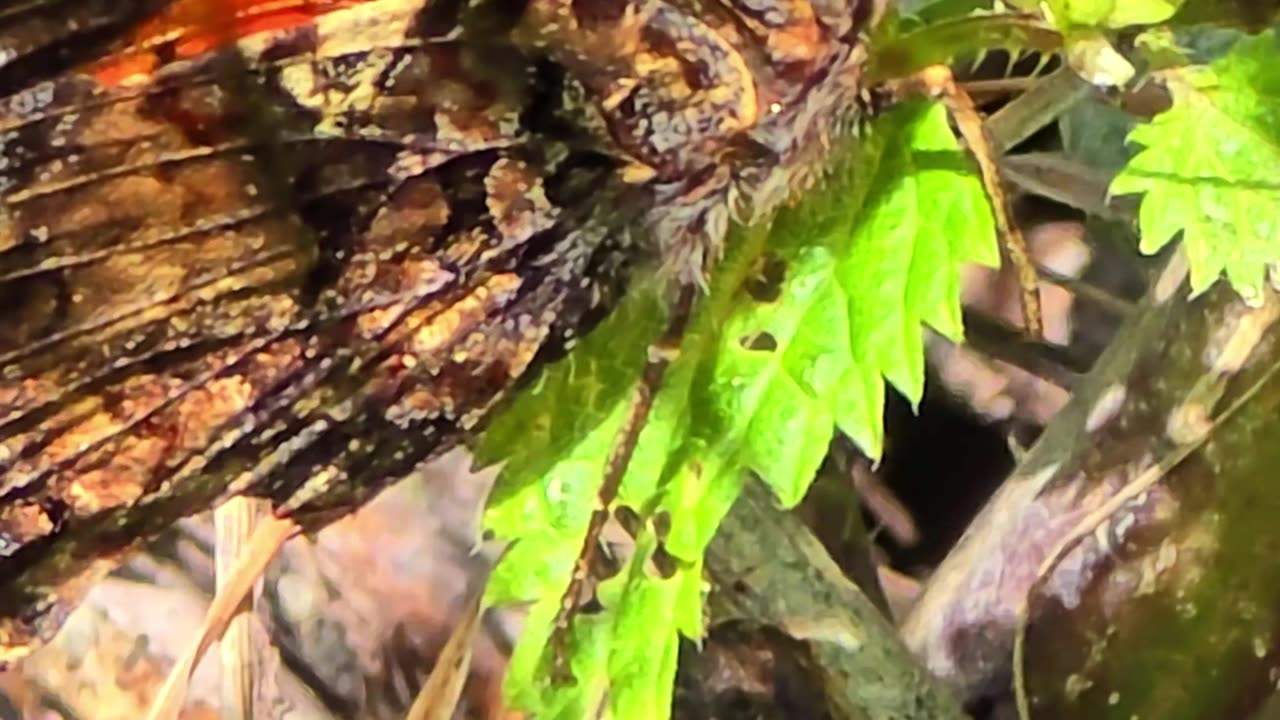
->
[{"left": 0, "top": 0, "right": 641, "bottom": 662}]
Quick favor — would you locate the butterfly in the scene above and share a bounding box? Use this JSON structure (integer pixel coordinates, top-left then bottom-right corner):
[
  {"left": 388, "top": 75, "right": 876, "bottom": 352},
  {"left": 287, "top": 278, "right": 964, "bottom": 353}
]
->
[{"left": 0, "top": 0, "right": 894, "bottom": 668}]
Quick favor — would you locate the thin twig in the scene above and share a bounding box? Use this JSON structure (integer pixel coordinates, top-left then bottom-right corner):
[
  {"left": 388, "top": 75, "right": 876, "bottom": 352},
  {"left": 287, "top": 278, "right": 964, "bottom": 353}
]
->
[
  {"left": 960, "top": 310, "right": 1088, "bottom": 387},
  {"left": 888, "top": 66, "right": 1045, "bottom": 339},
  {"left": 1036, "top": 263, "right": 1137, "bottom": 318}
]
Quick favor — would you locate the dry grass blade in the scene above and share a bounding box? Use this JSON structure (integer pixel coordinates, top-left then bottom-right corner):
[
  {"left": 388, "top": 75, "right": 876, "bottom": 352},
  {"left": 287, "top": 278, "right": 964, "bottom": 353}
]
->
[
  {"left": 1000, "top": 152, "right": 1138, "bottom": 220},
  {"left": 404, "top": 588, "right": 487, "bottom": 720},
  {"left": 984, "top": 66, "right": 1093, "bottom": 156},
  {"left": 146, "top": 512, "right": 300, "bottom": 720},
  {"left": 215, "top": 496, "right": 271, "bottom": 720}
]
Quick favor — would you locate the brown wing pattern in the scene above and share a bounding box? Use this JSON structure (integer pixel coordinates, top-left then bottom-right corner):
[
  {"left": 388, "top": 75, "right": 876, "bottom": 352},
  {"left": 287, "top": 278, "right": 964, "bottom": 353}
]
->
[{"left": 0, "top": 0, "right": 642, "bottom": 661}]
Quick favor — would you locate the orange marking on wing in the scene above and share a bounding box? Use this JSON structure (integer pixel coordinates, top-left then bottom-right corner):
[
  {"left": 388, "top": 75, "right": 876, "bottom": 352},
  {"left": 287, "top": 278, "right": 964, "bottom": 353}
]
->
[{"left": 90, "top": 0, "right": 378, "bottom": 86}]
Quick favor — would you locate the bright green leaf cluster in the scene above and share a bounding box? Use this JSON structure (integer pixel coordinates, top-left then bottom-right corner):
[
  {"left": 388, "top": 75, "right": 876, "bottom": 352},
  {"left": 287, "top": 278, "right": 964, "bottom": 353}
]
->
[
  {"left": 1007, "top": 0, "right": 1184, "bottom": 28},
  {"left": 1003, "top": 0, "right": 1185, "bottom": 87},
  {"left": 1111, "top": 30, "right": 1280, "bottom": 299},
  {"left": 476, "top": 100, "right": 998, "bottom": 719},
  {"left": 469, "top": 9, "right": 1280, "bottom": 720}
]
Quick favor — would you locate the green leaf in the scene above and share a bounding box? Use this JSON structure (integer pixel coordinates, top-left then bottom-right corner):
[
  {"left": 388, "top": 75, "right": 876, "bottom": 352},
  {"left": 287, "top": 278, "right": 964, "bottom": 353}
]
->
[
  {"left": 1060, "top": 91, "right": 1137, "bottom": 172},
  {"left": 1170, "top": 1, "right": 1280, "bottom": 30},
  {"left": 1007, "top": 0, "right": 1184, "bottom": 28},
  {"left": 1097, "top": 0, "right": 1183, "bottom": 26},
  {"left": 899, "top": 0, "right": 993, "bottom": 24},
  {"left": 864, "top": 14, "right": 1063, "bottom": 82},
  {"left": 1110, "top": 30, "right": 1280, "bottom": 300},
  {"left": 478, "top": 100, "right": 998, "bottom": 718}
]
